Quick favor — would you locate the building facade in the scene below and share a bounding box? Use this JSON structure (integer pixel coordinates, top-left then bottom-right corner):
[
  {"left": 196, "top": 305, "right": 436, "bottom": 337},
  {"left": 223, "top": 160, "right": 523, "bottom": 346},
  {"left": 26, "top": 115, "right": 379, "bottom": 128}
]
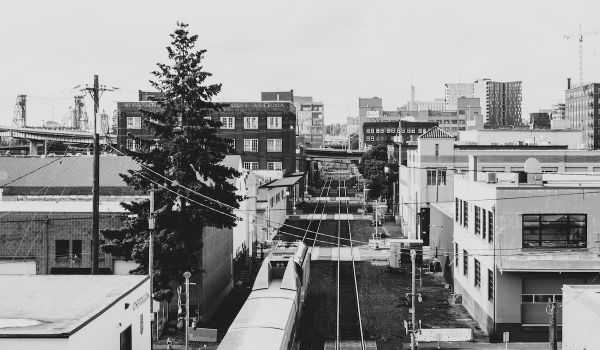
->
[
  {"left": 358, "top": 97, "right": 383, "bottom": 148},
  {"left": 473, "top": 79, "right": 522, "bottom": 128},
  {"left": 565, "top": 82, "right": 600, "bottom": 149},
  {"left": 445, "top": 83, "right": 475, "bottom": 110},
  {"left": 117, "top": 99, "right": 298, "bottom": 174},
  {"left": 261, "top": 90, "right": 294, "bottom": 102},
  {"left": 213, "top": 102, "right": 297, "bottom": 173},
  {"left": 296, "top": 99, "right": 324, "bottom": 148},
  {"left": 453, "top": 163, "right": 600, "bottom": 341},
  {"left": 529, "top": 112, "right": 551, "bottom": 129},
  {"left": 399, "top": 127, "right": 600, "bottom": 244}
]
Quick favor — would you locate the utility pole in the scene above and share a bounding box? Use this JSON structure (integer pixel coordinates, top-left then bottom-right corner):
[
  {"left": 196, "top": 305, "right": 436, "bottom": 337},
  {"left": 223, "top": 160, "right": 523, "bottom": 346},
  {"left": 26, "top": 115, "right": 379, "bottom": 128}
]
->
[
  {"left": 148, "top": 186, "right": 155, "bottom": 341},
  {"left": 80, "top": 75, "right": 117, "bottom": 275},
  {"left": 404, "top": 249, "right": 422, "bottom": 350},
  {"left": 548, "top": 300, "right": 558, "bottom": 350},
  {"left": 183, "top": 272, "right": 192, "bottom": 350}
]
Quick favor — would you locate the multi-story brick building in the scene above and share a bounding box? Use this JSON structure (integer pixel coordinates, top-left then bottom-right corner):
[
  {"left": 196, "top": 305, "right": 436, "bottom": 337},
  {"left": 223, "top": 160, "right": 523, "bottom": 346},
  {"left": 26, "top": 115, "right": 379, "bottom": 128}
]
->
[
  {"left": 362, "top": 120, "right": 438, "bottom": 161},
  {"left": 116, "top": 94, "right": 297, "bottom": 174},
  {"left": 358, "top": 97, "right": 383, "bottom": 148},
  {"left": 565, "top": 82, "right": 600, "bottom": 149},
  {"left": 212, "top": 101, "right": 297, "bottom": 173}
]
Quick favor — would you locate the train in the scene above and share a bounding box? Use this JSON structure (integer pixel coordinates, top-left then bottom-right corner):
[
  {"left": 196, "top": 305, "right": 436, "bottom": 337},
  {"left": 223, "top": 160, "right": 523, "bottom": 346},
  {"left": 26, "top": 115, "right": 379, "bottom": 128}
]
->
[{"left": 218, "top": 240, "right": 311, "bottom": 350}]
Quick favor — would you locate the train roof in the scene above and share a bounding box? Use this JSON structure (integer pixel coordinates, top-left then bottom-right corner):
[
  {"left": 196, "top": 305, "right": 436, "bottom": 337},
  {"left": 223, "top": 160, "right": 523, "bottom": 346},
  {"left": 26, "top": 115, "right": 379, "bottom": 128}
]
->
[{"left": 218, "top": 328, "right": 287, "bottom": 350}]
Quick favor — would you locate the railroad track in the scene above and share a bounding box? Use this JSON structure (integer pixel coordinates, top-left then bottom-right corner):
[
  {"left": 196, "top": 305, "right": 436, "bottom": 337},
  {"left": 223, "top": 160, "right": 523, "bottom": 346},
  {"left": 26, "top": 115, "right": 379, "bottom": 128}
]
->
[{"left": 336, "top": 177, "right": 366, "bottom": 348}]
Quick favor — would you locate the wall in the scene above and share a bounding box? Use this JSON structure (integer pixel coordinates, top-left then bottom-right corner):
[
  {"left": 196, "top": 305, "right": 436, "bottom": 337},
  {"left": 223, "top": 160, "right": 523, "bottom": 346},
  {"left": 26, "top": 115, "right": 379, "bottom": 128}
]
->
[
  {"left": 458, "top": 130, "right": 584, "bottom": 149},
  {"left": 0, "top": 338, "right": 66, "bottom": 350},
  {"left": 429, "top": 204, "right": 454, "bottom": 275},
  {"left": 68, "top": 279, "right": 151, "bottom": 350},
  {"left": 0, "top": 260, "right": 36, "bottom": 274},
  {"left": 562, "top": 285, "right": 600, "bottom": 350},
  {"left": 0, "top": 211, "right": 124, "bottom": 274},
  {"left": 197, "top": 225, "right": 233, "bottom": 322}
]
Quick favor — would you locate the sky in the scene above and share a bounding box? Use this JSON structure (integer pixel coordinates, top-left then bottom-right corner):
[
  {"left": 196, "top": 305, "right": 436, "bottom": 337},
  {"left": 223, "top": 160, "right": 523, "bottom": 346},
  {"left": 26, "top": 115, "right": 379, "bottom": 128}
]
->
[{"left": 1, "top": 0, "right": 600, "bottom": 126}]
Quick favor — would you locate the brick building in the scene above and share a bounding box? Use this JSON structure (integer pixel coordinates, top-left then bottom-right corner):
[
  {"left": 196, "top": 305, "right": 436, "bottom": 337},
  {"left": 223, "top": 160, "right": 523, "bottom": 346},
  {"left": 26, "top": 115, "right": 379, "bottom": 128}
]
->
[
  {"left": 116, "top": 94, "right": 297, "bottom": 174},
  {"left": 362, "top": 120, "right": 438, "bottom": 162}
]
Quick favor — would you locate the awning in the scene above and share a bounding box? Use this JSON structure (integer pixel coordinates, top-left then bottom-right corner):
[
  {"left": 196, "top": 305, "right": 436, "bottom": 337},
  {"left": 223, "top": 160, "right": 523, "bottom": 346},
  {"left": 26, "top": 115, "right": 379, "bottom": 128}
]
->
[
  {"left": 261, "top": 175, "right": 303, "bottom": 188},
  {"left": 497, "top": 249, "right": 600, "bottom": 272}
]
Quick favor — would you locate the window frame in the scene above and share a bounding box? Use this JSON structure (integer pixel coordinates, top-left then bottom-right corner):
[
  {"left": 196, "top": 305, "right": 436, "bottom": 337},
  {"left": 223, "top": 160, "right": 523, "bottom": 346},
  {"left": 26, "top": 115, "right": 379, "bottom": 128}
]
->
[
  {"left": 488, "top": 269, "right": 494, "bottom": 301},
  {"left": 267, "top": 139, "right": 282, "bottom": 152},
  {"left": 522, "top": 214, "right": 587, "bottom": 248},
  {"left": 244, "top": 117, "right": 258, "bottom": 129},
  {"left": 463, "top": 250, "right": 468, "bottom": 276},
  {"left": 474, "top": 259, "right": 481, "bottom": 288},
  {"left": 244, "top": 139, "right": 259, "bottom": 152},
  {"left": 488, "top": 211, "right": 494, "bottom": 243},
  {"left": 220, "top": 117, "right": 235, "bottom": 129},
  {"left": 267, "top": 117, "right": 282, "bottom": 129}
]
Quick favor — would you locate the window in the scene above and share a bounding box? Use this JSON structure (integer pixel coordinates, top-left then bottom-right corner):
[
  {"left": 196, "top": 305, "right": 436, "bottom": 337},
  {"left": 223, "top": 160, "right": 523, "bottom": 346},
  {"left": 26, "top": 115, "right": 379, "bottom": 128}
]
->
[
  {"left": 71, "top": 240, "right": 82, "bottom": 259},
  {"left": 220, "top": 117, "right": 235, "bottom": 129},
  {"left": 474, "top": 259, "right": 481, "bottom": 288},
  {"left": 435, "top": 143, "right": 439, "bottom": 156},
  {"left": 426, "top": 169, "right": 446, "bottom": 186},
  {"left": 120, "top": 325, "right": 132, "bottom": 350},
  {"left": 455, "top": 243, "right": 459, "bottom": 268},
  {"left": 463, "top": 201, "right": 468, "bottom": 228},
  {"left": 521, "top": 294, "right": 561, "bottom": 303},
  {"left": 243, "top": 162, "right": 258, "bottom": 171},
  {"left": 55, "top": 240, "right": 69, "bottom": 260},
  {"left": 126, "top": 139, "right": 137, "bottom": 151},
  {"left": 463, "top": 250, "right": 468, "bottom": 276},
  {"left": 522, "top": 214, "right": 587, "bottom": 248},
  {"left": 244, "top": 117, "right": 258, "bottom": 129},
  {"left": 482, "top": 209, "right": 487, "bottom": 239},
  {"left": 267, "top": 162, "right": 282, "bottom": 171},
  {"left": 474, "top": 206, "right": 481, "bottom": 235},
  {"left": 459, "top": 199, "right": 463, "bottom": 226},
  {"left": 244, "top": 139, "right": 259, "bottom": 152},
  {"left": 455, "top": 198, "right": 459, "bottom": 222},
  {"left": 488, "top": 269, "right": 494, "bottom": 301},
  {"left": 126, "top": 117, "right": 141, "bottom": 129},
  {"left": 267, "top": 139, "right": 282, "bottom": 152},
  {"left": 488, "top": 211, "right": 494, "bottom": 243},
  {"left": 267, "top": 117, "right": 282, "bottom": 129}
]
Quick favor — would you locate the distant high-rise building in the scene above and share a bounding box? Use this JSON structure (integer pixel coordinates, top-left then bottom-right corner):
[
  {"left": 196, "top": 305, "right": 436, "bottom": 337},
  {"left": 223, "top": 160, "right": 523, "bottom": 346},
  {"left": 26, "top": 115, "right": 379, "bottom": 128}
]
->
[
  {"left": 473, "top": 79, "right": 522, "bottom": 128},
  {"left": 294, "top": 96, "right": 324, "bottom": 148},
  {"left": 261, "top": 90, "right": 294, "bottom": 102},
  {"left": 445, "top": 83, "right": 475, "bottom": 110},
  {"left": 565, "top": 82, "right": 600, "bottom": 149},
  {"left": 416, "top": 98, "right": 445, "bottom": 111},
  {"left": 358, "top": 97, "right": 383, "bottom": 148}
]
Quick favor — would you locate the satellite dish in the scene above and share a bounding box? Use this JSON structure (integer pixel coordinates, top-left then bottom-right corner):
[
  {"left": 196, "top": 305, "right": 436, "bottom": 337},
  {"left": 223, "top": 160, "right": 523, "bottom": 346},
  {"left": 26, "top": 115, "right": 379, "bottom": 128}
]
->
[{"left": 524, "top": 157, "right": 542, "bottom": 174}]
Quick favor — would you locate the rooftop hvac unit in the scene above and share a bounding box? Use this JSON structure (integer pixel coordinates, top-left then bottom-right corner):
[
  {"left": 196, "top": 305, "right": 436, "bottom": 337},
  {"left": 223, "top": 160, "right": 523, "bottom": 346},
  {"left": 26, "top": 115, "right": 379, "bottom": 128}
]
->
[{"left": 486, "top": 172, "right": 497, "bottom": 183}]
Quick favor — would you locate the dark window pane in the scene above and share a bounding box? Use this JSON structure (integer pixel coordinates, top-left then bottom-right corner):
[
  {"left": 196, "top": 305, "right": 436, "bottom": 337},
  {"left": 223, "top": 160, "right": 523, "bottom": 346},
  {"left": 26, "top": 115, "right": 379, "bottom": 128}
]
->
[
  {"left": 55, "top": 240, "right": 69, "bottom": 259},
  {"left": 72, "top": 240, "right": 82, "bottom": 258},
  {"left": 522, "top": 295, "right": 533, "bottom": 303}
]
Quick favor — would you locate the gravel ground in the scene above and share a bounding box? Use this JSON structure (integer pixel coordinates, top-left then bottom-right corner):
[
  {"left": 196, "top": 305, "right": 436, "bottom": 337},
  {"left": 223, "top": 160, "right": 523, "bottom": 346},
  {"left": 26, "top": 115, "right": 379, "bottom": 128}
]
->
[{"left": 298, "top": 262, "right": 478, "bottom": 350}]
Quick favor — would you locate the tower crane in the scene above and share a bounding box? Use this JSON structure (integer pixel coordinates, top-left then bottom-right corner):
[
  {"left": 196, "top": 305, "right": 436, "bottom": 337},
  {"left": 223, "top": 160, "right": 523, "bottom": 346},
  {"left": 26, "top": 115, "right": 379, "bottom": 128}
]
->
[{"left": 564, "top": 25, "right": 599, "bottom": 86}]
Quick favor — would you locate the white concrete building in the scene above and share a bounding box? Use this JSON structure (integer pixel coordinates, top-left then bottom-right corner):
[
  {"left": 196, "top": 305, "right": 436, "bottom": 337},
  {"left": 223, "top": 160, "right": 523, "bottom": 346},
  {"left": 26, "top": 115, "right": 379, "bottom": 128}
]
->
[
  {"left": 399, "top": 126, "right": 600, "bottom": 243},
  {"left": 0, "top": 275, "right": 150, "bottom": 350},
  {"left": 453, "top": 159, "right": 600, "bottom": 341},
  {"left": 445, "top": 83, "right": 475, "bottom": 110},
  {"left": 562, "top": 284, "right": 600, "bottom": 350},
  {"left": 458, "top": 129, "right": 585, "bottom": 149}
]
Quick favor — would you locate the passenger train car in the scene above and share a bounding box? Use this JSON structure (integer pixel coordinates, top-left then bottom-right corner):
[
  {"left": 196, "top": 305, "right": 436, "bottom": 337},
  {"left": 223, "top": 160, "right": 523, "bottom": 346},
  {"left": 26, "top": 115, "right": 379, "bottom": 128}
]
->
[{"left": 218, "top": 241, "right": 311, "bottom": 350}]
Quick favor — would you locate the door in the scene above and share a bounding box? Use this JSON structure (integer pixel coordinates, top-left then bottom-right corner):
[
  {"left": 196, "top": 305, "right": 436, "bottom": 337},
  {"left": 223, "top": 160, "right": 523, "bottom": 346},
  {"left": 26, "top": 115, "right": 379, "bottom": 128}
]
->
[{"left": 120, "top": 325, "right": 132, "bottom": 350}]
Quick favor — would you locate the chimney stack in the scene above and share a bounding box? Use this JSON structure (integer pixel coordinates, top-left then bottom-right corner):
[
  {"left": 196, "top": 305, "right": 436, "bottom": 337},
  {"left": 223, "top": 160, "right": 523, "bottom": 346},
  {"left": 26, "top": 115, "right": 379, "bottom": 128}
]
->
[
  {"left": 469, "top": 155, "right": 478, "bottom": 182},
  {"left": 567, "top": 78, "right": 571, "bottom": 90}
]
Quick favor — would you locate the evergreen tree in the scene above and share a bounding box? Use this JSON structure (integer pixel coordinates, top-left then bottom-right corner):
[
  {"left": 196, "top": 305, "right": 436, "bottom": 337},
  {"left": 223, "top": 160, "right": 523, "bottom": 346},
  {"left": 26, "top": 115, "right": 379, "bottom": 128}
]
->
[
  {"left": 102, "top": 23, "right": 242, "bottom": 300},
  {"left": 349, "top": 133, "right": 359, "bottom": 150}
]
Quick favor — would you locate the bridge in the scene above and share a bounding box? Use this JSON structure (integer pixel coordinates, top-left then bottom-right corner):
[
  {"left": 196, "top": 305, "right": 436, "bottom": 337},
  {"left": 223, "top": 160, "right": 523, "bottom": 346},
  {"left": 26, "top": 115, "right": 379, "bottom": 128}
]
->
[
  {"left": 303, "top": 147, "right": 364, "bottom": 162},
  {"left": 0, "top": 126, "right": 116, "bottom": 155}
]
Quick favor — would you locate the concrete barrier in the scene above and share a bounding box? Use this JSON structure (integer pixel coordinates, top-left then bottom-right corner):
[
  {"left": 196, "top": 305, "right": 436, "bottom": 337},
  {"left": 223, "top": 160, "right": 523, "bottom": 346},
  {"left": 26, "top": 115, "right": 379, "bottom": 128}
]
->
[{"left": 415, "top": 328, "right": 473, "bottom": 342}]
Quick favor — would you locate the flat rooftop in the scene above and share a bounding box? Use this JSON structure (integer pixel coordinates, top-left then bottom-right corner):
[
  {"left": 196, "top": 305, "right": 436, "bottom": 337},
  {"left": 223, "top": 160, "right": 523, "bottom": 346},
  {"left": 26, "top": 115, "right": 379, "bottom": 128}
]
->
[{"left": 0, "top": 275, "right": 147, "bottom": 337}]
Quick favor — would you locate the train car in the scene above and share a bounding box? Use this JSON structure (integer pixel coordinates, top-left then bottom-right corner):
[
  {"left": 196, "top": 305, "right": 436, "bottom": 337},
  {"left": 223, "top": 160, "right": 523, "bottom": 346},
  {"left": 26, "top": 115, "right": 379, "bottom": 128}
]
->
[{"left": 218, "top": 241, "right": 311, "bottom": 350}]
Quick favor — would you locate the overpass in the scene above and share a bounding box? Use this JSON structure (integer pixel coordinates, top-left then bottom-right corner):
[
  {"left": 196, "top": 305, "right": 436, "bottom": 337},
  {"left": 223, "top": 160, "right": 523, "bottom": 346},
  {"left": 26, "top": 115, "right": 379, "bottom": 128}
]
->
[
  {"left": 303, "top": 147, "right": 364, "bottom": 162},
  {"left": 0, "top": 126, "right": 116, "bottom": 155}
]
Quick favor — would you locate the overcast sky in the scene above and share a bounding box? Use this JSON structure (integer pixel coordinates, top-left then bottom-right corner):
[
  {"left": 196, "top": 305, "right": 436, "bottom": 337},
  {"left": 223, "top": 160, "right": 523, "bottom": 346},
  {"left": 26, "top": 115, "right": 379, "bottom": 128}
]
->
[{"left": 1, "top": 0, "right": 599, "bottom": 126}]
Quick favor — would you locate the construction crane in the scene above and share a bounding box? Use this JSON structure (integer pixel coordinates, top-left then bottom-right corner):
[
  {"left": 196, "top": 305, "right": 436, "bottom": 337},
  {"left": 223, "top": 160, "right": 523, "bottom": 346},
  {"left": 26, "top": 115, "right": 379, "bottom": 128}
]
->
[{"left": 564, "top": 25, "right": 599, "bottom": 86}]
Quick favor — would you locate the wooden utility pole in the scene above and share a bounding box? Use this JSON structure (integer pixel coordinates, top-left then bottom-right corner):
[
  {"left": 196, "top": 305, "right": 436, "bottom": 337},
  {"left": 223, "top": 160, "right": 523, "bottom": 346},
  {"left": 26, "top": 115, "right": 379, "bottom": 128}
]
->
[
  {"left": 148, "top": 186, "right": 155, "bottom": 340},
  {"left": 90, "top": 75, "right": 100, "bottom": 275},
  {"left": 548, "top": 300, "right": 557, "bottom": 350},
  {"left": 81, "top": 75, "right": 117, "bottom": 275},
  {"left": 410, "top": 249, "right": 417, "bottom": 350}
]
